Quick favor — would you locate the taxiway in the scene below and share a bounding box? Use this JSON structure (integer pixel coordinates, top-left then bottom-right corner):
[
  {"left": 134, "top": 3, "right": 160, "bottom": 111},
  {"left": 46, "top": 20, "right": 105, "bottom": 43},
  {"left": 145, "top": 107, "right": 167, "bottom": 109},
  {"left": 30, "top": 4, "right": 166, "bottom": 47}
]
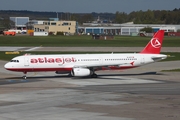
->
[{"left": 0, "top": 59, "right": 180, "bottom": 120}]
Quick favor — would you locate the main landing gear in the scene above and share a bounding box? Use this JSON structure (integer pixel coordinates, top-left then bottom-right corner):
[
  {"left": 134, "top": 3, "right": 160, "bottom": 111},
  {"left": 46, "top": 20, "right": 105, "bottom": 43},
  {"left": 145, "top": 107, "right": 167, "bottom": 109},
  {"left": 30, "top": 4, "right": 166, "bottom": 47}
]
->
[
  {"left": 90, "top": 69, "right": 98, "bottom": 78},
  {"left": 91, "top": 69, "right": 98, "bottom": 78},
  {"left": 91, "top": 73, "right": 97, "bottom": 78}
]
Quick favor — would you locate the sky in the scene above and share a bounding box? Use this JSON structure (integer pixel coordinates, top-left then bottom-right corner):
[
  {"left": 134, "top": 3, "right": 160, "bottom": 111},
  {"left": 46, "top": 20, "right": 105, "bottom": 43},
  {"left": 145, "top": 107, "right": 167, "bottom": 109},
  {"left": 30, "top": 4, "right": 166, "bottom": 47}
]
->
[{"left": 0, "top": 0, "right": 180, "bottom": 13}]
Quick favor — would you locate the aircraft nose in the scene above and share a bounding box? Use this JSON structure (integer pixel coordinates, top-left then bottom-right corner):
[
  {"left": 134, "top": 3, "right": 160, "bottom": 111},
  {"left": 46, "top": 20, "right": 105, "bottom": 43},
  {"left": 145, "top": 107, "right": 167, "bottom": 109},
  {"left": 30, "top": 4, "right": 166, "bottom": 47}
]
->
[{"left": 4, "top": 63, "right": 11, "bottom": 69}]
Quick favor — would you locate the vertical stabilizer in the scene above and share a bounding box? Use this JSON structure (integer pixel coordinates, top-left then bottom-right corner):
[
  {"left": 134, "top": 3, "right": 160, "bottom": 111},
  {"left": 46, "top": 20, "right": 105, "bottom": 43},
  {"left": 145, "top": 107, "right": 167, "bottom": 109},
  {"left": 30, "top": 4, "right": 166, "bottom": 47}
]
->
[{"left": 140, "top": 30, "right": 164, "bottom": 54}]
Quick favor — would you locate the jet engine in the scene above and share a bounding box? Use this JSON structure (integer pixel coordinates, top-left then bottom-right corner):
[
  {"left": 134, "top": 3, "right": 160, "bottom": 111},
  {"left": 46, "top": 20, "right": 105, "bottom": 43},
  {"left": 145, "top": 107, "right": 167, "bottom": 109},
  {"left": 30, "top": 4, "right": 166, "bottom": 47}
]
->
[{"left": 71, "top": 67, "right": 92, "bottom": 77}]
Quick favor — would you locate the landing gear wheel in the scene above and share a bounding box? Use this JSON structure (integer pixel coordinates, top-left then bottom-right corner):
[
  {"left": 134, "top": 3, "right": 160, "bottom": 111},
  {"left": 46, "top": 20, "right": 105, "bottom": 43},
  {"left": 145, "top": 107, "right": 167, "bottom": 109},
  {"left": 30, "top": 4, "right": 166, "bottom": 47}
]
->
[
  {"left": 23, "top": 76, "right": 27, "bottom": 80},
  {"left": 68, "top": 73, "right": 73, "bottom": 77},
  {"left": 91, "top": 73, "right": 97, "bottom": 78}
]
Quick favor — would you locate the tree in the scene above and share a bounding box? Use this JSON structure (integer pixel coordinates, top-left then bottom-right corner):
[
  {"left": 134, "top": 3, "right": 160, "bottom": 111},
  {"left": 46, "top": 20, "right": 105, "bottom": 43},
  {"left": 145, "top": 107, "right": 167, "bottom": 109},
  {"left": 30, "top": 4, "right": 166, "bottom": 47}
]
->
[
  {"left": 115, "top": 11, "right": 128, "bottom": 23},
  {"left": 0, "top": 18, "right": 14, "bottom": 30}
]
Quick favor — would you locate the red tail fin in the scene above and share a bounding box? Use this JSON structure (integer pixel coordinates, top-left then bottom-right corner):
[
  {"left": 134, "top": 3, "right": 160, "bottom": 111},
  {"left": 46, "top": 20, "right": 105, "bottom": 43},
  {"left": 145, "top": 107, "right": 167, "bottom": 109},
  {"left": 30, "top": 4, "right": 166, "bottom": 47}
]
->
[{"left": 140, "top": 30, "right": 164, "bottom": 54}]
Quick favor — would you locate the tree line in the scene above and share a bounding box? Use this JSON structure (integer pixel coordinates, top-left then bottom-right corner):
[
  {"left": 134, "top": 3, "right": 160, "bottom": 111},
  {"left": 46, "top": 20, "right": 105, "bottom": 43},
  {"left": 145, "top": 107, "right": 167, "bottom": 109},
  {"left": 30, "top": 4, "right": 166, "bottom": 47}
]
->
[
  {"left": 68, "top": 8, "right": 180, "bottom": 24},
  {"left": 0, "top": 8, "right": 180, "bottom": 30},
  {"left": 115, "top": 8, "right": 180, "bottom": 24}
]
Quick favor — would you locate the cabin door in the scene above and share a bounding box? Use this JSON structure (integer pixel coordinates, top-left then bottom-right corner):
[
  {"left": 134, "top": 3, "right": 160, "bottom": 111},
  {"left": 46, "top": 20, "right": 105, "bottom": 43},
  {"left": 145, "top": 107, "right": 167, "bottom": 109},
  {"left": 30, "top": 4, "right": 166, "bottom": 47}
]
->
[
  {"left": 141, "top": 56, "right": 145, "bottom": 65},
  {"left": 24, "top": 57, "right": 29, "bottom": 66}
]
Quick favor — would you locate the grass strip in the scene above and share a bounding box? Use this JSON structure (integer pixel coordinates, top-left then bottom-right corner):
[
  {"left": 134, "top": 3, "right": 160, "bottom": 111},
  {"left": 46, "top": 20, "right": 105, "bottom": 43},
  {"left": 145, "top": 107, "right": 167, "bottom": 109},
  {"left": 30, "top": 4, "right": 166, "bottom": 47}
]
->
[
  {"left": 161, "top": 69, "right": 180, "bottom": 72},
  {"left": 0, "top": 35, "right": 180, "bottom": 47}
]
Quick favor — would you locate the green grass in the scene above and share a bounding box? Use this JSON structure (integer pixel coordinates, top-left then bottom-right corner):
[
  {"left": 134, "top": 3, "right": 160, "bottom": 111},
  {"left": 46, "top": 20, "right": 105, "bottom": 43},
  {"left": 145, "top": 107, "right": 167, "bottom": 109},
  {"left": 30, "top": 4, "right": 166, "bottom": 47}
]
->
[
  {"left": 0, "top": 51, "right": 179, "bottom": 61},
  {"left": 0, "top": 35, "right": 180, "bottom": 47},
  {"left": 161, "top": 69, "right": 180, "bottom": 72},
  {"left": 162, "top": 52, "right": 180, "bottom": 61}
]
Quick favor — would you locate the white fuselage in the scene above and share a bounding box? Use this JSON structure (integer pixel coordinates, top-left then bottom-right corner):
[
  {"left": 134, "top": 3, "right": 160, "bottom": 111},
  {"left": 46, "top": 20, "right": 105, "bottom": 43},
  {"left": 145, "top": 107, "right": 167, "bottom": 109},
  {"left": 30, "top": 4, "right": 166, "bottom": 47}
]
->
[{"left": 4, "top": 53, "right": 167, "bottom": 73}]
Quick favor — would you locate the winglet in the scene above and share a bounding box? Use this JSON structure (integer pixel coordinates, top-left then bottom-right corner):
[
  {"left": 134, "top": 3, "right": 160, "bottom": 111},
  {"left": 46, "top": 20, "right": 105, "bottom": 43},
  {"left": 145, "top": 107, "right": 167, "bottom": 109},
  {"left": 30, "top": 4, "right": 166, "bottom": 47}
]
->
[{"left": 140, "top": 30, "right": 164, "bottom": 54}]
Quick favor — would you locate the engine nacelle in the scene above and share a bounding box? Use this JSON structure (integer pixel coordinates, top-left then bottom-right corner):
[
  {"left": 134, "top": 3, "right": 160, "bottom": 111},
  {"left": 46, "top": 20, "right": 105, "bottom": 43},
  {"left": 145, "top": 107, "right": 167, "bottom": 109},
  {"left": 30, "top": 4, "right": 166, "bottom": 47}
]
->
[{"left": 71, "top": 68, "right": 91, "bottom": 77}]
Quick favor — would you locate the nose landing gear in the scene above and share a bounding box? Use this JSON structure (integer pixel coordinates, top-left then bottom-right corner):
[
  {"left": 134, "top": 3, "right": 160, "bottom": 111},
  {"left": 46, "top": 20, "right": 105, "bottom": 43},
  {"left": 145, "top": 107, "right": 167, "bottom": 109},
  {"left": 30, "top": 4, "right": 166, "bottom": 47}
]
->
[{"left": 23, "top": 72, "right": 27, "bottom": 79}]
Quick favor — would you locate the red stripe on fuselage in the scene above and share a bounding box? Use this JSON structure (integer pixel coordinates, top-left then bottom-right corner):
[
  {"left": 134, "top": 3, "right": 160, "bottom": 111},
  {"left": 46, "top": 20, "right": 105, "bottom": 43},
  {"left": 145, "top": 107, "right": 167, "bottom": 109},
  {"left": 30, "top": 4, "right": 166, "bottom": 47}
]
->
[
  {"left": 5, "top": 68, "right": 73, "bottom": 72},
  {"left": 5, "top": 66, "right": 137, "bottom": 72}
]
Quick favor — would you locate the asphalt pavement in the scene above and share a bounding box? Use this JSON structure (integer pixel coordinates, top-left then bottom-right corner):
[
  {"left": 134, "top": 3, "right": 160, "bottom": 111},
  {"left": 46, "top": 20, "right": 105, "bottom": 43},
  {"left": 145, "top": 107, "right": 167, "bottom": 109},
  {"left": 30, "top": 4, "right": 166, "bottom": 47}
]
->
[{"left": 0, "top": 59, "right": 180, "bottom": 120}]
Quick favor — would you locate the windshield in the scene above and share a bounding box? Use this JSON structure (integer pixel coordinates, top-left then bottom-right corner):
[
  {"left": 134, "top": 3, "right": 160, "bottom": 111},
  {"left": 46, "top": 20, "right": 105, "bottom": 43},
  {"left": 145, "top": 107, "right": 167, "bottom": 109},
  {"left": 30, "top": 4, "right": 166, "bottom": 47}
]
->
[{"left": 10, "top": 60, "right": 19, "bottom": 63}]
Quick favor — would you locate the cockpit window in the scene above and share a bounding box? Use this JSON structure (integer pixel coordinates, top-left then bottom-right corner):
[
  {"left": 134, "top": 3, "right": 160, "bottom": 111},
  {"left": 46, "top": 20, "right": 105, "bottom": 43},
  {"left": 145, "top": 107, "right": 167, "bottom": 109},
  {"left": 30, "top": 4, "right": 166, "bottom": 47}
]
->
[{"left": 10, "top": 60, "right": 19, "bottom": 63}]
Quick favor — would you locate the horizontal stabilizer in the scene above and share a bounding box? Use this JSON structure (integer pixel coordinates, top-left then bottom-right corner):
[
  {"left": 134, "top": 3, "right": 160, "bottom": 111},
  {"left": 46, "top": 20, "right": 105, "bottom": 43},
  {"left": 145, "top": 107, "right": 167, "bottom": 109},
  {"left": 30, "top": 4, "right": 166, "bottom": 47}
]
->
[{"left": 151, "top": 54, "right": 167, "bottom": 61}]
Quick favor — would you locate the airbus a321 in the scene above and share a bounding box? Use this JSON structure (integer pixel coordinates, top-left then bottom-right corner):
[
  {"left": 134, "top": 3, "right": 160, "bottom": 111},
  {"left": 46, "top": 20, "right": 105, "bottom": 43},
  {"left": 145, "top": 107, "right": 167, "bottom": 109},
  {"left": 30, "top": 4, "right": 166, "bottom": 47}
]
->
[{"left": 4, "top": 30, "right": 167, "bottom": 79}]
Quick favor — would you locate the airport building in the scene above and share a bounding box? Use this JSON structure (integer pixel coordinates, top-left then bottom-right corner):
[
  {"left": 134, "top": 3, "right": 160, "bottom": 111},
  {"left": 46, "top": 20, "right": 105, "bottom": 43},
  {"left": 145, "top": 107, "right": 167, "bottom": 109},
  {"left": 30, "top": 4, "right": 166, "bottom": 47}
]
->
[
  {"left": 9, "top": 17, "right": 180, "bottom": 36},
  {"left": 33, "top": 20, "right": 77, "bottom": 35},
  {"left": 9, "top": 17, "right": 29, "bottom": 33},
  {"left": 10, "top": 17, "right": 29, "bottom": 27},
  {"left": 80, "top": 22, "right": 180, "bottom": 36}
]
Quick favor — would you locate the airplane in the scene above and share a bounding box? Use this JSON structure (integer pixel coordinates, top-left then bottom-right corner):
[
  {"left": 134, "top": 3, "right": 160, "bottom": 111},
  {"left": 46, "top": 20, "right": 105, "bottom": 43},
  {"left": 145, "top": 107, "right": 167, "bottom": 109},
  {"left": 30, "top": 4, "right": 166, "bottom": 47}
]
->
[{"left": 4, "top": 30, "right": 167, "bottom": 79}]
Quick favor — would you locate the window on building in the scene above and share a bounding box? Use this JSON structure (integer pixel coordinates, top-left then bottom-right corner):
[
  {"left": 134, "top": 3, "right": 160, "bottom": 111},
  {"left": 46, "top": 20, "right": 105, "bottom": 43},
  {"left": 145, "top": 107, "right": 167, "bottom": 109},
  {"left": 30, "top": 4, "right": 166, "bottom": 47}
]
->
[
  {"left": 35, "top": 28, "right": 40, "bottom": 32},
  {"left": 51, "top": 22, "right": 56, "bottom": 25},
  {"left": 68, "top": 27, "right": 70, "bottom": 30},
  {"left": 62, "top": 22, "right": 69, "bottom": 26}
]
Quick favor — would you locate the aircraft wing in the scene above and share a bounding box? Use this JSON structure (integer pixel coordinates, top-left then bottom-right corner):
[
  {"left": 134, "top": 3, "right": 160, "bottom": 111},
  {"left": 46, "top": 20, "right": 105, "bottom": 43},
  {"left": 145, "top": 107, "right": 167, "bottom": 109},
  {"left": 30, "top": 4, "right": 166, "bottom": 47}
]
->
[{"left": 73, "top": 62, "right": 132, "bottom": 70}]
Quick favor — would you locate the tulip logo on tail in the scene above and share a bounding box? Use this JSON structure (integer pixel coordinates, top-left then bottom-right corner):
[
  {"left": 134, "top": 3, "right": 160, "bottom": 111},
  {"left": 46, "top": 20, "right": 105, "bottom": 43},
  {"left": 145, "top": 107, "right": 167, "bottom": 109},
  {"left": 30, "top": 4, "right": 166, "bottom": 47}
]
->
[{"left": 151, "top": 38, "right": 161, "bottom": 48}]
